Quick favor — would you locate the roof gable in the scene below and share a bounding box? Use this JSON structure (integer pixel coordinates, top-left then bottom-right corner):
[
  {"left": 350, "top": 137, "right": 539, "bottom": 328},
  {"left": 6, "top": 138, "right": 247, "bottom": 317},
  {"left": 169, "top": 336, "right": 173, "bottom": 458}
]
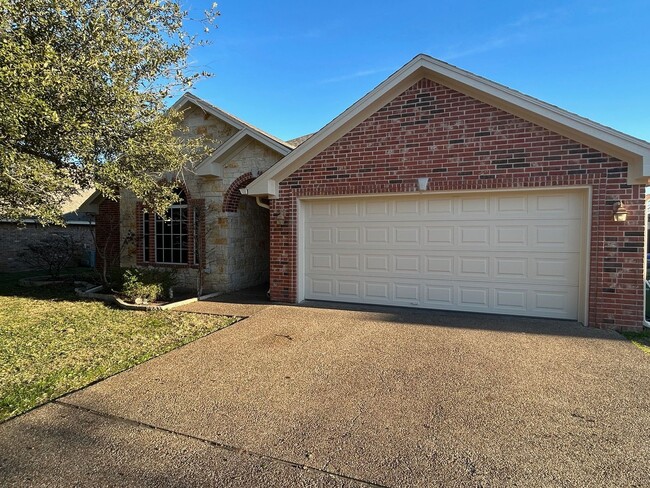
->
[
  {"left": 172, "top": 93, "right": 292, "bottom": 178},
  {"left": 246, "top": 54, "right": 650, "bottom": 197}
]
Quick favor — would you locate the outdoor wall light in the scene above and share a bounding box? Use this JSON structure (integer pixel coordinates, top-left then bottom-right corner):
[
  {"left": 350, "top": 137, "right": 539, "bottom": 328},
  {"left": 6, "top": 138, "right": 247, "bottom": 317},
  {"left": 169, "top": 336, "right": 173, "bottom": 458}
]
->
[
  {"left": 275, "top": 211, "right": 286, "bottom": 226},
  {"left": 613, "top": 201, "right": 628, "bottom": 222},
  {"left": 417, "top": 177, "right": 429, "bottom": 191}
]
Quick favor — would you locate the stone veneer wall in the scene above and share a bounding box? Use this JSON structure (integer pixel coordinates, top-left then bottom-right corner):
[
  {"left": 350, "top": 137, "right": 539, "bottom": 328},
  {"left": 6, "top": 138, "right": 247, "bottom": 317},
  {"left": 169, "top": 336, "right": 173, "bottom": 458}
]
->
[{"left": 118, "top": 105, "right": 281, "bottom": 294}]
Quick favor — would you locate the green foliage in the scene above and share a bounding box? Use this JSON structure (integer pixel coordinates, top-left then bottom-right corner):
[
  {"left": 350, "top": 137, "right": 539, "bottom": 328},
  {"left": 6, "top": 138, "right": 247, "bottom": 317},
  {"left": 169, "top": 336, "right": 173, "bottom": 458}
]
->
[
  {"left": 122, "top": 270, "right": 162, "bottom": 303},
  {"left": 0, "top": 271, "right": 236, "bottom": 421},
  {"left": 121, "top": 267, "right": 177, "bottom": 302},
  {"left": 0, "top": 0, "right": 219, "bottom": 223}
]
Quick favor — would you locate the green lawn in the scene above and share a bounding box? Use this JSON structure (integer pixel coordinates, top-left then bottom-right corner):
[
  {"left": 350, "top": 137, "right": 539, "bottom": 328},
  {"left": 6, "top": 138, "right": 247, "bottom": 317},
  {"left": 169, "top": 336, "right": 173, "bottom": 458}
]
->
[
  {"left": 622, "top": 330, "right": 650, "bottom": 355},
  {"left": 0, "top": 269, "right": 237, "bottom": 422}
]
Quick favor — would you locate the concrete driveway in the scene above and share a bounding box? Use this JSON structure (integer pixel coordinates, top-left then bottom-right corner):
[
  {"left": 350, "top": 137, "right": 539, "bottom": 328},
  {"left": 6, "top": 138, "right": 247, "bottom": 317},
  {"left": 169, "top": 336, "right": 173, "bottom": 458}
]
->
[{"left": 1, "top": 304, "right": 649, "bottom": 487}]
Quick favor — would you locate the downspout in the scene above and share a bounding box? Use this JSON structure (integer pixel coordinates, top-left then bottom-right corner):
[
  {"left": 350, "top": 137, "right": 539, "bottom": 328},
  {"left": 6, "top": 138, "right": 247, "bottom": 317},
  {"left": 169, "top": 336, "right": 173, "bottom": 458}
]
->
[
  {"left": 239, "top": 188, "right": 270, "bottom": 210},
  {"left": 255, "top": 196, "right": 270, "bottom": 210}
]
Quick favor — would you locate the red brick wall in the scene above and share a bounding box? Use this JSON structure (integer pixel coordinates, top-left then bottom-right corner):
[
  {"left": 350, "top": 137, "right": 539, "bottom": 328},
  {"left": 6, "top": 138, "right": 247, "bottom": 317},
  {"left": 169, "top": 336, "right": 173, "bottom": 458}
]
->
[
  {"left": 95, "top": 199, "right": 121, "bottom": 273},
  {"left": 270, "top": 78, "right": 646, "bottom": 330}
]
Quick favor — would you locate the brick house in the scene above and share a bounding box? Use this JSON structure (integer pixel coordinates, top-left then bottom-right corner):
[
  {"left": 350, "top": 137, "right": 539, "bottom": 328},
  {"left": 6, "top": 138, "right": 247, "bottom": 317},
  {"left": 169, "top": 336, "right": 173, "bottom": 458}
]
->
[
  {"left": 0, "top": 190, "right": 95, "bottom": 273},
  {"left": 90, "top": 55, "right": 650, "bottom": 329},
  {"left": 245, "top": 54, "right": 650, "bottom": 330}
]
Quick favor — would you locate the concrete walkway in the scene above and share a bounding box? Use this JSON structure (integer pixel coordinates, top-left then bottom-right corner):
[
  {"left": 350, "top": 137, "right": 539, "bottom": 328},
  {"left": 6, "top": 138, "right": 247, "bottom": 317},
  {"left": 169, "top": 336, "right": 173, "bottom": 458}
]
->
[{"left": 1, "top": 305, "right": 649, "bottom": 487}]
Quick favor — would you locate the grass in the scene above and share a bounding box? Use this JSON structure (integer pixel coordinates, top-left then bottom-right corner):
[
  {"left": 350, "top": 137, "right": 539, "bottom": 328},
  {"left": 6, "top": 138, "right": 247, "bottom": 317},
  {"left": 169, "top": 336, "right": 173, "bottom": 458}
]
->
[
  {"left": 0, "top": 269, "right": 237, "bottom": 422},
  {"left": 622, "top": 330, "right": 650, "bottom": 355}
]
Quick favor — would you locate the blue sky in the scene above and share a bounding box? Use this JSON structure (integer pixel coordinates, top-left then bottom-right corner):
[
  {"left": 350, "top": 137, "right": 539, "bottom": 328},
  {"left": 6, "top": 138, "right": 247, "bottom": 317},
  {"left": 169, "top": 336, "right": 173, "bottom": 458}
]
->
[{"left": 186, "top": 0, "right": 650, "bottom": 142}]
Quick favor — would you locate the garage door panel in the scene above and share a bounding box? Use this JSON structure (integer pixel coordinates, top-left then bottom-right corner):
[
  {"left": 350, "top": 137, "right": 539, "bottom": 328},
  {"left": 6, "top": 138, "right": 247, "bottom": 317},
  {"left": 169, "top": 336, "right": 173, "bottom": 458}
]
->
[
  {"left": 534, "top": 224, "right": 580, "bottom": 248},
  {"left": 394, "top": 283, "right": 420, "bottom": 302},
  {"left": 337, "top": 227, "right": 360, "bottom": 244},
  {"left": 494, "top": 288, "right": 528, "bottom": 312},
  {"left": 309, "top": 278, "right": 334, "bottom": 296},
  {"left": 459, "top": 286, "right": 490, "bottom": 308},
  {"left": 337, "top": 254, "right": 360, "bottom": 271},
  {"left": 366, "top": 200, "right": 390, "bottom": 216},
  {"left": 495, "top": 257, "right": 528, "bottom": 279},
  {"left": 364, "top": 282, "right": 390, "bottom": 300},
  {"left": 495, "top": 225, "right": 528, "bottom": 246},
  {"left": 394, "top": 226, "right": 420, "bottom": 244},
  {"left": 426, "top": 226, "right": 455, "bottom": 245},
  {"left": 364, "top": 227, "right": 389, "bottom": 244},
  {"left": 395, "top": 199, "right": 420, "bottom": 216},
  {"left": 337, "top": 201, "right": 360, "bottom": 216},
  {"left": 309, "top": 201, "right": 334, "bottom": 218},
  {"left": 309, "top": 227, "right": 333, "bottom": 245},
  {"left": 458, "top": 257, "right": 490, "bottom": 277},
  {"left": 426, "top": 256, "right": 454, "bottom": 275},
  {"left": 460, "top": 197, "right": 490, "bottom": 215},
  {"left": 533, "top": 257, "right": 579, "bottom": 283},
  {"left": 365, "top": 254, "right": 389, "bottom": 272},
  {"left": 303, "top": 191, "right": 583, "bottom": 320},
  {"left": 337, "top": 280, "right": 360, "bottom": 297},
  {"left": 425, "top": 198, "right": 454, "bottom": 215},
  {"left": 425, "top": 285, "right": 454, "bottom": 305},
  {"left": 309, "top": 253, "right": 333, "bottom": 271},
  {"left": 394, "top": 255, "right": 421, "bottom": 273},
  {"left": 497, "top": 195, "right": 528, "bottom": 213},
  {"left": 459, "top": 226, "right": 490, "bottom": 247}
]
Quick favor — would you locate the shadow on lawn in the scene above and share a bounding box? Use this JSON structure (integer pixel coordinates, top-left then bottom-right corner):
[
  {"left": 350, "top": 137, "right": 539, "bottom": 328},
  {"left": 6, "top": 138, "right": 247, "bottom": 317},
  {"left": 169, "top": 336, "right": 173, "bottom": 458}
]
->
[{"left": 0, "top": 268, "right": 101, "bottom": 302}]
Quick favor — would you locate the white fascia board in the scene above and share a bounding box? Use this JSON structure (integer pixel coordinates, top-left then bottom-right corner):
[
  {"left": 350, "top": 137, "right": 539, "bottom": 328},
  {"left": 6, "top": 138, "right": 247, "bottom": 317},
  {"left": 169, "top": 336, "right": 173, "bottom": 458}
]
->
[
  {"left": 172, "top": 93, "right": 245, "bottom": 131},
  {"left": 247, "top": 54, "right": 650, "bottom": 197}
]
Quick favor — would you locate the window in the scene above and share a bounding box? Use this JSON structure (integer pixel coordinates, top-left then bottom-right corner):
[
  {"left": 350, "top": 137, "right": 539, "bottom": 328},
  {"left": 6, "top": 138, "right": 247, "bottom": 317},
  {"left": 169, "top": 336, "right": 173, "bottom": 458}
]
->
[{"left": 139, "top": 187, "right": 202, "bottom": 267}]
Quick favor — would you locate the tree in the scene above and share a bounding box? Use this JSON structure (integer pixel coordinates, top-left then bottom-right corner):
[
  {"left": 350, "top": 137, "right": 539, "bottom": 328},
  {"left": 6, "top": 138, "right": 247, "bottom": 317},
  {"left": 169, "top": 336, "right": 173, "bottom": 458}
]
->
[{"left": 0, "top": 0, "right": 219, "bottom": 223}]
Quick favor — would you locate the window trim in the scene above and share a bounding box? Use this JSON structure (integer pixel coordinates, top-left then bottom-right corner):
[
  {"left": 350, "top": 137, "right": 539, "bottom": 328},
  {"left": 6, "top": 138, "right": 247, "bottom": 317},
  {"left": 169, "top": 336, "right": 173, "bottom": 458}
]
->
[{"left": 136, "top": 192, "right": 205, "bottom": 269}]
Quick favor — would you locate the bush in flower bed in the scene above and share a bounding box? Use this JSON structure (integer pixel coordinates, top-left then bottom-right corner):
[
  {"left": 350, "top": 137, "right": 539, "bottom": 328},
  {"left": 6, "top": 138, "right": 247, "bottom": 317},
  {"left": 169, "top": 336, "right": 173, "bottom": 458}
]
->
[{"left": 121, "top": 268, "right": 176, "bottom": 303}]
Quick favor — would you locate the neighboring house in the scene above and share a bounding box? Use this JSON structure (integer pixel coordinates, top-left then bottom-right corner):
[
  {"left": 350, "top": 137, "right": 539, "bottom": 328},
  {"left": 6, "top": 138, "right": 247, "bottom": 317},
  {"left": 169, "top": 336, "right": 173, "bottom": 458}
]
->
[
  {"left": 245, "top": 54, "right": 650, "bottom": 330},
  {"left": 89, "top": 55, "right": 650, "bottom": 330},
  {"left": 0, "top": 189, "right": 96, "bottom": 273}
]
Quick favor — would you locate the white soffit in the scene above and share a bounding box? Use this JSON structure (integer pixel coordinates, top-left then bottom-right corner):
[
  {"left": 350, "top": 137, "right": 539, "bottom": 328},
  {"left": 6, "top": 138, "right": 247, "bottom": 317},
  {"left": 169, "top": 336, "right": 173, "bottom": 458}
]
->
[{"left": 246, "top": 54, "right": 650, "bottom": 197}]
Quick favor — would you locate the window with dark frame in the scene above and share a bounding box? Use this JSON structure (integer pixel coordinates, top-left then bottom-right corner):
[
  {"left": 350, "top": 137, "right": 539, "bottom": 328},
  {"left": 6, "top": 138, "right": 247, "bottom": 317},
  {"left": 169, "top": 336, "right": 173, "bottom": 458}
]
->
[
  {"left": 140, "top": 188, "right": 202, "bottom": 267},
  {"left": 155, "top": 189, "right": 189, "bottom": 264}
]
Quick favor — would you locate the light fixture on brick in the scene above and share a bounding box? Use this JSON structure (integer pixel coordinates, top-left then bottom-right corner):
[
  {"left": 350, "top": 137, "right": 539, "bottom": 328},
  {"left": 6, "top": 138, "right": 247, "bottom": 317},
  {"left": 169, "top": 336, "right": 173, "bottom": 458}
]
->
[
  {"left": 417, "top": 177, "right": 429, "bottom": 191},
  {"left": 613, "top": 201, "right": 628, "bottom": 222}
]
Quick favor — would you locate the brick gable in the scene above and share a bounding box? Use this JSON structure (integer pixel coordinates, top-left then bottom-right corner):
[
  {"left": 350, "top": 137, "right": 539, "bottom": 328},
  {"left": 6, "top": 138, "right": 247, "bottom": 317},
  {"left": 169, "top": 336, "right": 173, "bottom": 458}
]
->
[{"left": 270, "top": 78, "right": 645, "bottom": 330}]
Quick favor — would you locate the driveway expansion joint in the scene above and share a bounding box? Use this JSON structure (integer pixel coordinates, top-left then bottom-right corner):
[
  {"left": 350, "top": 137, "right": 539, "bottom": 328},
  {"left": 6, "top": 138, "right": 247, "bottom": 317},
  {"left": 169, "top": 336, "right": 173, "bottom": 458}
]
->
[{"left": 54, "top": 399, "right": 388, "bottom": 488}]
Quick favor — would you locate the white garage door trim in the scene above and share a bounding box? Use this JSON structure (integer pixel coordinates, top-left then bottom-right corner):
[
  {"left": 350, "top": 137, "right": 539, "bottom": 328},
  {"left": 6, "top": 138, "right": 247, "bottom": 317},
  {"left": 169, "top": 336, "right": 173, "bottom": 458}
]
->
[{"left": 297, "top": 187, "right": 591, "bottom": 324}]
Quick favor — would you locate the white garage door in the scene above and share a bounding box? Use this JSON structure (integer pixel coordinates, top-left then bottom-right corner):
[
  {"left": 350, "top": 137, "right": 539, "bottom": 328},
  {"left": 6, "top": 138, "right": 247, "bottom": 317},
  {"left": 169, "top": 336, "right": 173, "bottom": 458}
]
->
[{"left": 302, "top": 190, "right": 585, "bottom": 320}]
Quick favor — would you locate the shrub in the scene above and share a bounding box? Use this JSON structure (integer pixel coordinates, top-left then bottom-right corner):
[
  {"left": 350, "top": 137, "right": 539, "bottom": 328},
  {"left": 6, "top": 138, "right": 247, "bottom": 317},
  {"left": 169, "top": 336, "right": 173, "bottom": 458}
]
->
[
  {"left": 19, "top": 233, "right": 80, "bottom": 278},
  {"left": 120, "top": 268, "right": 177, "bottom": 303},
  {"left": 122, "top": 270, "right": 162, "bottom": 303}
]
